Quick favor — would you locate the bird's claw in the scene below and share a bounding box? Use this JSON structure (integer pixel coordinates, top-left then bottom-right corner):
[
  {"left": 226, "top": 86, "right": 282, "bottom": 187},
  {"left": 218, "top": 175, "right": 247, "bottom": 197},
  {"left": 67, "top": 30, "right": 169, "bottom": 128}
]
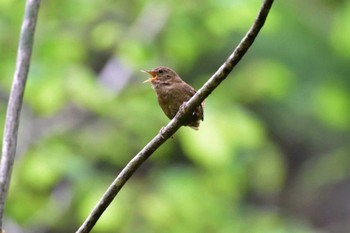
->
[
  {"left": 159, "top": 127, "right": 166, "bottom": 139},
  {"left": 159, "top": 127, "right": 174, "bottom": 139},
  {"left": 179, "top": 102, "right": 187, "bottom": 114}
]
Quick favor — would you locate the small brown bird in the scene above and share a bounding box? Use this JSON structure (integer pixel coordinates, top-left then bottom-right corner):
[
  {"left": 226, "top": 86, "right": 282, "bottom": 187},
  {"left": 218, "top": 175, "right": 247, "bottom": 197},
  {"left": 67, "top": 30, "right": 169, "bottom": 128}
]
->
[{"left": 143, "top": 66, "right": 204, "bottom": 130}]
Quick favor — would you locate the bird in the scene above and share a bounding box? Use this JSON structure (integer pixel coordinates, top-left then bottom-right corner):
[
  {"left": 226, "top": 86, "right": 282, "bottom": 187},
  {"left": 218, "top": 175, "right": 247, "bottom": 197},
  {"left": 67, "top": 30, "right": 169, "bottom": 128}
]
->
[{"left": 142, "top": 66, "right": 204, "bottom": 130}]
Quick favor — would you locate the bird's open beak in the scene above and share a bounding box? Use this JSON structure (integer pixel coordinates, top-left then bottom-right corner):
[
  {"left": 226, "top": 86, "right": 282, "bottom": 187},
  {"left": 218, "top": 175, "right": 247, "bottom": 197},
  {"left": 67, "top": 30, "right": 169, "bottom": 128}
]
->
[{"left": 141, "top": 70, "right": 157, "bottom": 83}]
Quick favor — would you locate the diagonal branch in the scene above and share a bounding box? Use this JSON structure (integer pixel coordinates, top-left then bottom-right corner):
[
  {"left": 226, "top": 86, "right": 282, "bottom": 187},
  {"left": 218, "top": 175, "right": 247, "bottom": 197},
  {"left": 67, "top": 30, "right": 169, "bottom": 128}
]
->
[
  {"left": 76, "top": 0, "right": 274, "bottom": 232},
  {"left": 0, "top": 0, "right": 41, "bottom": 230}
]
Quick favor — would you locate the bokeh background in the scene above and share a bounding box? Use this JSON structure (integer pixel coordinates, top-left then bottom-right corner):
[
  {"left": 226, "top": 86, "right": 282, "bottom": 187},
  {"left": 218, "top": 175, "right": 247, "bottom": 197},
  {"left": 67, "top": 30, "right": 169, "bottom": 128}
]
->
[{"left": 1, "top": 0, "right": 350, "bottom": 232}]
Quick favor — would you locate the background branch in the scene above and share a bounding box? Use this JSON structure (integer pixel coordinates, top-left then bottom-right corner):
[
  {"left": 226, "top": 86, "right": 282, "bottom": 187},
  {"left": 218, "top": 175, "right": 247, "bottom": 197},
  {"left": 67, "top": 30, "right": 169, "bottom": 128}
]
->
[
  {"left": 77, "top": 0, "right": 274, "bottom": 232},
  {"left": 0, "top": 0, "right": 41, "bottom": 230}
]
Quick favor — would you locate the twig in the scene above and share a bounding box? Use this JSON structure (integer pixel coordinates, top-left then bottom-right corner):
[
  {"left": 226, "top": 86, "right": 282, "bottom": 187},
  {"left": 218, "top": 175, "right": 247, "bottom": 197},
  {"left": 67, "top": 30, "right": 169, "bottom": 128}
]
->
[
  {"left": 76, "top": 0, "right": 274, "bottom": 232},
  {"left": 0, "top": 0, "right": 41, "bottom": 230}
]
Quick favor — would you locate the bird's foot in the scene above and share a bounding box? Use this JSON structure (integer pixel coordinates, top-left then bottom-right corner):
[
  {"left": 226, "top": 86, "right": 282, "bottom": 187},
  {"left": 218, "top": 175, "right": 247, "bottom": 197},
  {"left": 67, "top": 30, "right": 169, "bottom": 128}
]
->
[
  {"left": 159, "top": 127, "right": 174, "bottom": 139},
  {"left": 159, "top": 127, "right": 166, "bottom": 139},
  {"left": 179, "top": 102, "right": 187, "bottom": 115}
]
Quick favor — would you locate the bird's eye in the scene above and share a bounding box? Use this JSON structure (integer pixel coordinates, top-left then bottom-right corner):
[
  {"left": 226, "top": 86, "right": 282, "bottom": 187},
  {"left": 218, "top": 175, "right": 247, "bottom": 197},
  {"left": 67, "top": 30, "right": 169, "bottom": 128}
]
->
[{"left": 158, "top": 70, "right": 163, "bottom": 74}]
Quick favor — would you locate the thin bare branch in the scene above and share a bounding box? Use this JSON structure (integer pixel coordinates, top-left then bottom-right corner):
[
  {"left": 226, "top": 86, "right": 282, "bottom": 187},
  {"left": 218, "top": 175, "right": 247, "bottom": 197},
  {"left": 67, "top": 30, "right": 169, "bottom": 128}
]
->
[
  {"left": 0, "top": 0, "right": 41, "bottom": 230},
  {"left": 76, "top": 0, "right": 274, "bottom": 232}
]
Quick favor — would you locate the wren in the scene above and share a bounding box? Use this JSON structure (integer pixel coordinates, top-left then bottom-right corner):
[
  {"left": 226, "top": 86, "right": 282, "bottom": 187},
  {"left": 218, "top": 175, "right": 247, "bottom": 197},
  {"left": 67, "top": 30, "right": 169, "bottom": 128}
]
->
[{"left": 143, "top": 66, "right": 204, "bottom": 129}]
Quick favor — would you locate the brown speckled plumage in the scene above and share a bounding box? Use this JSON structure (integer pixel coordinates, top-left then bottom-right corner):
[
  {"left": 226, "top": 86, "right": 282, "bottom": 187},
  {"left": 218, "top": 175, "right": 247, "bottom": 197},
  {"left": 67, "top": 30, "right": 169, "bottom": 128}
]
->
[{"left": 143, "top": 66, "right": 204, "bottom": 129}]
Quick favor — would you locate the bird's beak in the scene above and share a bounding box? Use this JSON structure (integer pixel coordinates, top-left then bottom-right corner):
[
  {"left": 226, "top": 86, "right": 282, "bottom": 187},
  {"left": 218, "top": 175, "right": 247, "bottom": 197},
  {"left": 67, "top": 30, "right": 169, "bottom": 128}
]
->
[{"left": 141, "top": 70, "right": 157, "bottom": 83}]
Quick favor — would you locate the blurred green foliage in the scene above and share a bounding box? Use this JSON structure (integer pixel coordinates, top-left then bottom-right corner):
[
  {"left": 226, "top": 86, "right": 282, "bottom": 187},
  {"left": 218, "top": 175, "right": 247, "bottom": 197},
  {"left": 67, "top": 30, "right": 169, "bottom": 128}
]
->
[{"left": 1, "top": 0, "right": 349, "bottom": 232}]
